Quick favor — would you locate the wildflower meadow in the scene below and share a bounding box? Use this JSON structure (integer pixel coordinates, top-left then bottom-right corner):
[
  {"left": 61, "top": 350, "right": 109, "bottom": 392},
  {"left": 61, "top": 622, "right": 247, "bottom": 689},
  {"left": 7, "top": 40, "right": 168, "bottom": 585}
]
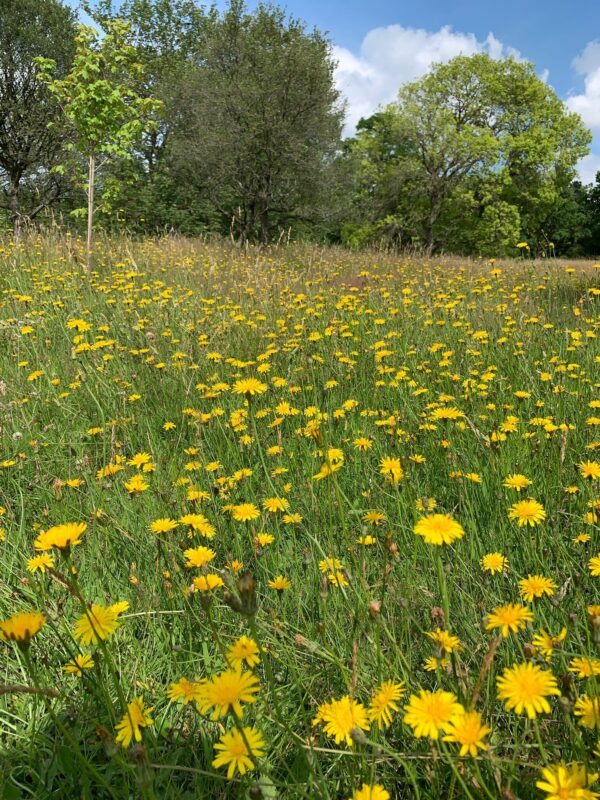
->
[{"left": 1, "top": 235, "right": 599, "bottom": 799}]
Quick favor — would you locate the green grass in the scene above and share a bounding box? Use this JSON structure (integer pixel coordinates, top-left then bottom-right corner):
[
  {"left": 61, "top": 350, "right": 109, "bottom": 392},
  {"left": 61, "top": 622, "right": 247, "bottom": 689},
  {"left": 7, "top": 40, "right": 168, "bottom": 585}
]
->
[{"left": 0, "top": 234, "right": 599, "bottom": 799}]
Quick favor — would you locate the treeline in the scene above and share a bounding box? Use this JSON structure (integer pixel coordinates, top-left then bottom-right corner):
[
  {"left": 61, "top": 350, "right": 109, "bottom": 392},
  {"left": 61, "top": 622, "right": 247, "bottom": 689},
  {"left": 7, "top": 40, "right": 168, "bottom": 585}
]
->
[{"left": 2, "top": 0, "right": 600, "bottom": 256}]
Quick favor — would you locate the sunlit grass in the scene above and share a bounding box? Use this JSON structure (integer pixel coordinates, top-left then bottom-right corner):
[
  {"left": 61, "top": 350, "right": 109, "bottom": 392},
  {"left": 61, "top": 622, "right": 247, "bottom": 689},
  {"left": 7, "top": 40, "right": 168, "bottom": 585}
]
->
[{"left": 0, "top": 234, "right": 599, "bottom": 799}]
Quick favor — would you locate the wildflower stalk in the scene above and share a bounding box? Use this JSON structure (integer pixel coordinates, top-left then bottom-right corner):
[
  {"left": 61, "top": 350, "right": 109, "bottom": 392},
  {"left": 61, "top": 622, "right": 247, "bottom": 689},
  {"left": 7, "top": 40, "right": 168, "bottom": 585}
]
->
[{"left": 21, "top": 649, "right": 119, "bottom": 800}]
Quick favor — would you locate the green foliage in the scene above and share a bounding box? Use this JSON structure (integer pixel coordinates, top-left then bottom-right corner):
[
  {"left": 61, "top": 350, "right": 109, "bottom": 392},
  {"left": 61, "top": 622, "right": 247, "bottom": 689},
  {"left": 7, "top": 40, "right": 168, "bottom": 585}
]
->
[
  {"left": 345, "top": 54, "right": 592, "bottom": 255},
  {"left": 0, "top": 0, "right": 76, "bottom": 235}
]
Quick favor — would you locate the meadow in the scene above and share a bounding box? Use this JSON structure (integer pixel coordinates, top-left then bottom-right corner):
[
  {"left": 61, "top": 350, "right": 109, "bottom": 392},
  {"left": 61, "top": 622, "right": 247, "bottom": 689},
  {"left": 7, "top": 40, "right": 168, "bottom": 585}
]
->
[{"left": 0, "top": 235, "right": 599, "bottom": 800}]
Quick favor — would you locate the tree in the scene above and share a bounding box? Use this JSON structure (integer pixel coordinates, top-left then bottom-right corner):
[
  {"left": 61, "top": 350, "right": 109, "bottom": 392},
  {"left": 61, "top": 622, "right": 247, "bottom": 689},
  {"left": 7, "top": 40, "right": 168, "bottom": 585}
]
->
[
  {"left": 37, "top": 20, "right": 161, "bottom": 273},
  {"left": 0, "top": 0, "right": 76, "bottom": 238},
  {"left": 172, "top": 0, "right": 344, "bottom": 244},
  {"left": 346, "top": 54, "right": 591, "bottom": 254}
]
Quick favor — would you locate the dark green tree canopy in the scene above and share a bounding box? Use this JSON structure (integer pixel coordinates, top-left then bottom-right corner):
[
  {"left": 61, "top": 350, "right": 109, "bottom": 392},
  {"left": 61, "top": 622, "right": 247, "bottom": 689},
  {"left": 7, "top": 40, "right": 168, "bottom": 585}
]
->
[{"left": 0, "top": 0, "right": 76, "bottom": 235}]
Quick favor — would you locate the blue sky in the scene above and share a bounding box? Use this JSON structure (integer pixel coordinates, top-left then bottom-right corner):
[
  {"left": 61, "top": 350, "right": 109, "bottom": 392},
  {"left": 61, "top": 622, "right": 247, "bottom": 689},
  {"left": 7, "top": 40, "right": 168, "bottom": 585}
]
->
[{"left": 67, "top": 0, "right": 600, "bottom": 181}]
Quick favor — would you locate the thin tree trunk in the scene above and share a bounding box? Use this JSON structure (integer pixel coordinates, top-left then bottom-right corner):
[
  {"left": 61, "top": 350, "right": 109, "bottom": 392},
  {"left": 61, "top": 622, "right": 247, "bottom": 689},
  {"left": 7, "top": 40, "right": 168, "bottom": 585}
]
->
[
  {"left": 86, "top": 151, "right": 95, "bottom": 277},
  {"left": 8, "top": 181, "right": 22, "bottom": 242}
]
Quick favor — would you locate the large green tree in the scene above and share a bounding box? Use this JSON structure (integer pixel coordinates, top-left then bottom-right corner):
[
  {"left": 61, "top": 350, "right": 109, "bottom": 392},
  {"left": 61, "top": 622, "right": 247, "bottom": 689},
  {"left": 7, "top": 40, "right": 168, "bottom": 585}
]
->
[
  {"left": 345, "top": 54, "right": 591, "bottom": 255},
  {"left": 0, "top": 0, "right": 76, "bottom": 238},
  {"left": 171, "top": 0, "right": 344, "bottom": 244}
]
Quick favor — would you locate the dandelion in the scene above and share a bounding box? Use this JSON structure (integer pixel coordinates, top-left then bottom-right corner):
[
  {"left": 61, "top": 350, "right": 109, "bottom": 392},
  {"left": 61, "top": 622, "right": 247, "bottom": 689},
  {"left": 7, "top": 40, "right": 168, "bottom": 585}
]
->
[
  {"left": 73, "top": 602, "right": 128, "bottom": 645},
  {"left": 496, "top": 662, "right": 560, "bottom": 718},
  {"left": 0, "top": 611, "right": 45, "bottom": 646},
  {"left": 34, "top": 521, "right": 86, "bottom": 551},
  {"left": 569, "top": 658, "right": 600, "bottom": 678},
  {"left": 268, "top": 575, "right": 291, "bottom": 592},
  {"left": 192, "top": 574, "right": 224, "bottom": 592},
  {"left": 481, "top": 552, "right": 508, "bottom": 574},
  {"left": 588, "top": 555, "right": 600, "bottom": 576},
  {"left": 198, "top": 668, "right": 260, "bottom": 719},
  {"left": 313, "top": 695, "right": 370, "bottom": 746},
  {"left": 184, "top": 546, "right": 216, "bottom": 568},
  {"left": 518, "top": 574, "right": 557, "bottom": 602},
  {"left": 349, "top": 786, "right": 390, "bottom": 800},
  {"left": 579, "top": 461, "right": 600, "bottom": 480},
  {"left": 115, "top": 696, "right": 154, "bottom": 748},
  {"left": 443, "top": 709, "right": 491, "bottom": 757},
  {"left": 233, "top": 378, "right": 267, "bottom": 396},
  {"left": 532, "top": 628, "right": 567, "bottom": 661},
  {"left": 231, "top": 503, "right": 260, "bottom": 523},
  {"left": 536, "top": 763, "right": 599, "bottom": 800},
  {"left": 503, "top": 474, "right": 532, "bottom": 491},
  {"left": 212, "top": 726, "right": 266, "bottom": 778},
  {"left": 227, "top": 636, "right": 260, "bottom": 669},
  {"left": 63, "top": 653, "right": 95, "bottom": 676},
  {"left": 508, "top": 498, "right": 546, "bottom": 526},
  {"left": 27, "top": 553, "right": 55, "bottom": 573},
  {"left": 369, "top": 680, "right": 405, "bottom": 728},
  {"left": 149, "top": 518, "right": 178, "bottom": 534},
  {"left": 167, "top": 677, "right": 206, "bottom": 705},
  {"left": 485, "top": 603, "right": 533, "bottom": 637},
  {"left": 413, "top": 514, "right": 465, "bottom": 546},
  {"left": 574, "top": 695, "right": 600, "bottom": 729},
  {"left": 403, "top": 689, "right": 463, "bottom": 739}
]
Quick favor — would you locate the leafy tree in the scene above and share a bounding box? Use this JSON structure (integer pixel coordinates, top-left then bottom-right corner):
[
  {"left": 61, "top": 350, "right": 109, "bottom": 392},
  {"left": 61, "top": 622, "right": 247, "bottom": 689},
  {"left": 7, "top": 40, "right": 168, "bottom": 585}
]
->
[
  {"left": 346, "top": 54, "right": 591, "bottom": 255},
  {"left": 0, "top": 0, "right": 76, "bottom": 238},
  {"left": 37, "top": 20, "right": 162, "bottom": 273},
  {"left": 172, "top": 0, "right": 344, "bottom": 244}
]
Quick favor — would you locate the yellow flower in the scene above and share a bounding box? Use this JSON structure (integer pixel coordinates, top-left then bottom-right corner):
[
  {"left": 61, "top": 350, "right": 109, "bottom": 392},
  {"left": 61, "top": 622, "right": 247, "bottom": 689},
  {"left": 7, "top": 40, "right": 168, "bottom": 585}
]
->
[
  {"left": 149, "top": 518, "right": 178, "bottom": 534},
  {"left": 313, "top": 695, "right": 370, "bottom": 746},
  {"left": 179, "top": 513, "right": 215, "bottom": 538},
  {"left": 443, "top": 709, "right": 491, "bottom": 757},
  {"left": 532, "top": 628, "right": 567, "bottom": 661},
  {"left": 426, "top": 628, "right": 463, "bottom": 654},
  {"left": 369, "top": 680, "right": 405, "bottom": 728},
  {"left": 508, "top": 498, "right": 546, "bottom": 526},
  {"left": 167, "top": 677, "right": 206, "bottom": 705},
  {"left": 496, "top": 662, "right": 560, "bottom": 718},
  {"left": 569, "top": 658, "right": 600, "bottom": 678},
  {"left": 192, "top": 574, "right": 224, "bottom": 592},
  {"left": 588, "top": 554, "right": 600, "bottom": 576},
  {"left": 212, "top": 726, "right": 266, "bottom": 778},
  {"left": 263, "top": 497, "right": 289, "bottom": 513},
  {"left": 414, "top": 514, "right": 465, "bottom": 546},
  {"left": 536, "top": 763, "right": 599, "bottom": 800},
  {"left": 268, "top": 575, "right": 291, "bottom": 592},
  {"left": 518, "top": 574, "right": 557, "bottom": 602},
  {"left": 403, "top": 689, "right": 463, "bottom": 739},
  {"left": 124, "top": 474, "right": 149, "bottom": 494},
  {"left": 73, "top": 602, "right": 128, "bottom": 645},
  {"left": 579, "top": 461, "right": 600, "bottom": 480},
  {"left": 480, "top": 552, "right": 508, "bottom": 574},
  {"left": 198, "top": 668, "right": 260, "bottom": 719},
  {"left": 233, "top": 378, "right": 267, "bottom": 396},
  {"left": 485, "top": 603, "right": 533, "bottom": 637},
  {"left": 128, "top": 452, "right": 152, "bottom": 469},
  {"left": 574, "top": 695, "right": 600, "bottom": 729},
  {"left": 349, "top": 786, "right": 390, "bottom": 800},
  {"left": 227, "top": 636, "right": 261, "bottom": 669},
  {"left": 503, "top": 474, "right": 532, "bottom": 491},
  {"left": 0, "top": 611, "right": 45, "bottom": 645},
  {"left": 231, "top": 503, "right": 260, "bottom": 523},
  {"left": 184, "top": 546, "right": 216, "bottom": 568},
  {"left": 379, "top": 456, "right": 403, "bottom": 484},
  {"left": 27, "top": 553, "right": 55, "bottom": 573},
  {"left": 62, "top": 653, "right": 95, "bottom": 677},
  {"left": 34, "top": 521, "right": 86, "bottom": 551},
  {"left": 115, "top": 696, "right": 154, "bottom": 748}
]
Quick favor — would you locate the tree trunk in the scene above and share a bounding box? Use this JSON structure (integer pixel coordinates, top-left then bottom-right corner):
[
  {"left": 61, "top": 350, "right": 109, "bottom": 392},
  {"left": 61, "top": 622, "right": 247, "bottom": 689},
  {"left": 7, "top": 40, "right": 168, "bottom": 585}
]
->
[
  {"left": 86, "top": 151, "right": 95, "bottom": 277},
  {"left": 8, "top": 180, "right": 22, "bottom": 242}
]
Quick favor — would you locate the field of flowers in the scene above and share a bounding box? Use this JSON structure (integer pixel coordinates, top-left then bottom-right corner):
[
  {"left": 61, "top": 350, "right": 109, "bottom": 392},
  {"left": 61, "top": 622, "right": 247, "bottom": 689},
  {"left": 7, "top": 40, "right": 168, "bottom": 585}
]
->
[{"left": 0, "top": 236, "right": 599, "bottom": 800}]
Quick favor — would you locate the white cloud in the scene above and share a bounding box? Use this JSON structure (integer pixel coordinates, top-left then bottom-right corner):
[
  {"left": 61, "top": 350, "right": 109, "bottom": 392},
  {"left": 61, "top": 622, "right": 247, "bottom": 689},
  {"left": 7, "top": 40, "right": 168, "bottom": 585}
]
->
[
  {"left": 567, "top": 40, "right": 600, "bottom": 135},
  {"left": 334, "top": 24, "right": 521, "bottom": 133},
  {"left": 577, "top": 152, "right": 600, "bottom": 184}
]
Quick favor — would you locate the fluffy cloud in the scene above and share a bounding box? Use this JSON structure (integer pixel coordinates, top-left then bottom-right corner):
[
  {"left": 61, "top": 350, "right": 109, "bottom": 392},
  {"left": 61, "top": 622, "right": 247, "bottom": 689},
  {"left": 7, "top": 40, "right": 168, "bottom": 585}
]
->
[
  {"left": 334, "top": 24, "right": 521, "bottom": 133},
  {"left": 567, "top": 40, "right": 600, "bottom": 135},
  {"left": 577, "top": 152, "right": 600, "bottom": 185}
]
